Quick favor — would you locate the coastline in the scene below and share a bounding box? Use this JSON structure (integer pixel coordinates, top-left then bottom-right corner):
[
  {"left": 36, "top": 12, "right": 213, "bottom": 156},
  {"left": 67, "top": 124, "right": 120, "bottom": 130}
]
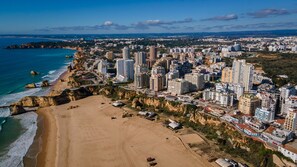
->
[
  {"left": 28, "top": 67, "right": 215, "bottom": 167},
  {"left": 25, "top": 67, "right": 71, "bottom": 167}
]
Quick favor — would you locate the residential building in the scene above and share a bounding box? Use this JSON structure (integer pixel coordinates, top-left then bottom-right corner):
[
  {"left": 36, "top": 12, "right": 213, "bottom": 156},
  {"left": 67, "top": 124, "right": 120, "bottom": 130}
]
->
[
  {"left": 238, "top": 93, "right": 261, "bottom": 115},
  {"left": 150, "top": 66, "right": 166, "bottom": 92},
  {"left": 261, "top": 127, "right": 294, "bottom": 146},
  {"left": 254, "top": 108, "right": 275, "bottom": 123},
  {"left": 166, "top": 70, "right": 179, "bottom": 81},
  {"left": 221, "top": 67, "right": 233, "bottom": 83},
  {"left": 203, "top": 89, "right": 235, "bottom": 107},
  {"left": 167, "top": 79, "right": 189, "bottom": 95},
  {"left": 284, "top": 108, "right": 297, "bottom": 131},
  {"left": 278, "top": 140, "right": 297, "bottom": 163},
  {"left": 149, "top": 46, "right": 157, "bottom": 60},
  {"left": 184, "top": 72, "right": 205, "bottom": 91},
  {"left": 115, "top": 59, "right": 134, "bottom": 82},
  {"left": 135, "top": 52, "right": 146, "bottom": 65},
  {"left": 280, "top": 84, "right": 297, "bottom": 114},
  {"left": 122, "top": 46, "right": 130, "bottom": 60},
  {"left": 134, "top": 65, "right": 149, "bottom": 89},
  {"left": 147, "top": 46, "right": 157, "bottom": 68},
  {"left": 98, "top": 59, "right": 108, "bottom": 75},
  {"left": 232, "top": 59, "right": 254, "bottom": 91}
]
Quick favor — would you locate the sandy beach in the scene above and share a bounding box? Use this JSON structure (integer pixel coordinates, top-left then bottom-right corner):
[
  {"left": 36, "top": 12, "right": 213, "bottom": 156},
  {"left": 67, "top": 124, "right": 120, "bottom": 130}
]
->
[
  {"left": 31, "top": 65, "right": 215, "bottom": 167},
  {"left": 35, "top": 94, "right": 214, "bottom": 167}
]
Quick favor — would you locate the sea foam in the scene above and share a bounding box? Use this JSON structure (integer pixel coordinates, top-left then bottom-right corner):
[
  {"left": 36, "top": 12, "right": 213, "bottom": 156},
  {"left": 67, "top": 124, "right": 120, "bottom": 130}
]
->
[{"left": 0, "top": 112, "right": 37, "bottom": 167}]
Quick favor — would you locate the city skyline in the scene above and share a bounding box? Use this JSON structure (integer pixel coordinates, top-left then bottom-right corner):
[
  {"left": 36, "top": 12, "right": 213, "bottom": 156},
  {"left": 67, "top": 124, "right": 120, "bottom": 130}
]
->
[{"left": 1, "top": 0, "right": 297, "bottom": 34}]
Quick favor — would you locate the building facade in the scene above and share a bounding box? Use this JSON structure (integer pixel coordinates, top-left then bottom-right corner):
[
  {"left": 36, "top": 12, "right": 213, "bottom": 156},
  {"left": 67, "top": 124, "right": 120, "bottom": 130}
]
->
[
  {"left": 167, "top": 79, "right": 189, "bottom": 95},
  {"left": 284, "top": 109, "right": 297, "bottom": 131},
  {"left": 122, "top": 46, "right": 130, "bottom": 60},
  {"left": 221, "top": 67, "right": 233, "bottom": 83},
  {"left": 238, "top": 94, "right": 261, "bottom": 115},
  {"left": 184, "top": 72, "right": 205, "bottom": 91},
  {"left": 254, "top": 108, "right": 275, "bottom": 123}
]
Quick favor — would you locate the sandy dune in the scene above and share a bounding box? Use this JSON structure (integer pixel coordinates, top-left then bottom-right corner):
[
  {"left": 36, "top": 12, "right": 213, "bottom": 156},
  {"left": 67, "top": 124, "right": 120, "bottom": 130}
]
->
[{"left": 38, "top": 95, "right": 213, "bottom": 167}]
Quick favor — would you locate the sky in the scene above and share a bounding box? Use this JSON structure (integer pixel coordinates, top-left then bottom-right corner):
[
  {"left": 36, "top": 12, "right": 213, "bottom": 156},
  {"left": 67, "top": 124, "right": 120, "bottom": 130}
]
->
[{"left": 0, "top": 0, "right": 297, "bottom": 34}]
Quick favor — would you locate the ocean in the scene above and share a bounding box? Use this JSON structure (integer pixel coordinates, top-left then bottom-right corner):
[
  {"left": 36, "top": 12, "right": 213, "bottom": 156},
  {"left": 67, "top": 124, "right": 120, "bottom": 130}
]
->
[{"left": 0, "top": 37, "right": 75, "bottom": 167}]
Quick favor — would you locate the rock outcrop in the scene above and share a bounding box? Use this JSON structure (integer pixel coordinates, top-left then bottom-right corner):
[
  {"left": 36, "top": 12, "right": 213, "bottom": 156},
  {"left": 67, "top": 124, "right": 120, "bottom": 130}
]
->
[
  {"left": 41, "top": 80, "right": 50, "bottom": 87},
  {"left": 25, "top": 83, "right": 36, "bottom": 88},
  {"left": 30, "top": 70, "right": 38, "bottom": 75},
  {"left": 13, "top": 87, "right": 93, "bottom": 107},
  {"left": 10, "top": 105, "right": 27, "bottom": 115}
]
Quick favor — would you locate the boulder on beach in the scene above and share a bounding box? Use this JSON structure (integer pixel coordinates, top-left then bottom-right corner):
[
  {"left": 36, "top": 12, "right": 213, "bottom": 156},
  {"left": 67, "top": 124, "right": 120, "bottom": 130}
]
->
[
  {"left": 25, "top": 83, "right": 36, "bottom": 88},
  {"left": 30, "top": 70, "right": 39, "bottom": 75},
  {"left": 10, "top": 105, "right": 27, "bottom": 115},
  {"left": 41, "top": 80, "right": 50, "bottom": 87}
]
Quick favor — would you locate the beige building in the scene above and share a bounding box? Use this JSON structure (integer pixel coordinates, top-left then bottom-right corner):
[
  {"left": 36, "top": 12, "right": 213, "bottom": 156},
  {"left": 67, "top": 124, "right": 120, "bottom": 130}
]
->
[
  {"left": 238, "top": 93, "right": 261, "bottom": 115},
  {"left": 150, "top": 75, "right": 166, "bottom": 92},
  {"left": 284, "top": 109, "right": 297, "bottom": 131},
  {"left": 149, "top": 46, "right": 157, "bottom": 60},
  {"left": 167, "top": 79, "right": 189, "bottom": 95},
  {"left": 184, "top": 72, "right": 205, "bottom": 91},
  {"left": 149, "top": 66, "right": 166, "bottom": 92},
  {"left": 221, "top": 67, "right": 233, "bottom": 83}
]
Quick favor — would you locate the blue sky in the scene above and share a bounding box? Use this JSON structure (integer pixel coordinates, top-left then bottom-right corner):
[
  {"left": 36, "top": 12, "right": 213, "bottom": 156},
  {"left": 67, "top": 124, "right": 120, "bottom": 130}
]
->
[{"left": 1, "top": 0, "right": 297, "bottom": 34}]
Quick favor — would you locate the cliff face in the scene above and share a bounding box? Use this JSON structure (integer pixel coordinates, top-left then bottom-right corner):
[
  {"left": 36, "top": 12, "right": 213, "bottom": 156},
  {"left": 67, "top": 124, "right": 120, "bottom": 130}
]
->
[
  {"left": 97, "top": 86, "right": 195, "bottom": 114},
  {"left": 190, "top": 112, "right": 247, "bottom": 148},
  {"left": 13, "top": 87, "right": 93, "bottom": 107},
  {"left": 9, "top": 105, "right": 27, "bottom": 115}
]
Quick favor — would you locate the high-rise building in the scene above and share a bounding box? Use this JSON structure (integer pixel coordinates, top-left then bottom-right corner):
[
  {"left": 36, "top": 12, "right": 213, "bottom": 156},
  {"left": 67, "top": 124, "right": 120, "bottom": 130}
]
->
[
  {"left": 184, "top": 72, "right": 205, "bottom": 91},
  {"left": 150, "top": 66, "right": 166, "bottom": 92},
  {"left": 167, "top": 79, "right": 189, "bottom": 95},
  {"left": 147, "top": 46, "right": 157, "bottom": 68},
  {"left": 135, "top": 52, "right": 146, "bottom": 65},
  {"left": 283, "top": 96, "right": 297, "bottom": 115},
  {"left": 134, "top": 65, "right": 149, "bottom": 89},
  {"left": 221, "top": 67, "right": 233, "bottom": 83},
  {"left": 149, "top": 46, "right": 157, "bottom": 60},
  {"left": 238, "top": 93, "right": 261, "bottom": 115},
  {"left": 284, "top": 108, "right": 297, "bottom": 131},
  {"left": 242, "top": 63, "right": 253, "bottom": 92},
  {"left": 280, "top": 84, "right": 297, "bottom": 114},
  {"left": 124, "top": 60, "right": 134, "bottom": 81},
  {"left": 232, "top": 59, "right": 254, "bottom": 91},
  {"left": 122, "top": 46, "right": 130, "bottom": 60},
  {"left": 116, "top": 59, "right": 134, "bottom": 82},
  {"left": 98, "top": 60, "right": 108, "bottom": 75}
]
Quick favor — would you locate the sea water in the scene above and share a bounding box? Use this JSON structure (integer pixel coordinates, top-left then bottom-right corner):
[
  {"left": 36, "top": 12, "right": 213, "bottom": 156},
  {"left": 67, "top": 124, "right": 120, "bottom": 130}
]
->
[{"left": 0, "top": 37, "right": 75, "bottom": 167}]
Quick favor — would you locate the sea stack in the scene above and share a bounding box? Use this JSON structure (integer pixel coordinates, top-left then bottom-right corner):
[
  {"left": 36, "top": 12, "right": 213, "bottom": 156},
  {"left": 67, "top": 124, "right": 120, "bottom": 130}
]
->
[
  {"left": 30, "top": 70, "right": 38, "bottom": 75},
  {"left": 41, "top": 80, "right": 50, "bottom": 87},
  {"left": 25, "top": 83, "right": 36, "bottom": 88}
]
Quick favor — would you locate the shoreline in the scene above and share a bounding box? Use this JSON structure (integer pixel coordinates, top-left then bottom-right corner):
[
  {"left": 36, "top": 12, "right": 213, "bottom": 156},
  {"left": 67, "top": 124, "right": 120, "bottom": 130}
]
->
[{"left": 24, "top": 67, "right": 71, "bottom": 167}]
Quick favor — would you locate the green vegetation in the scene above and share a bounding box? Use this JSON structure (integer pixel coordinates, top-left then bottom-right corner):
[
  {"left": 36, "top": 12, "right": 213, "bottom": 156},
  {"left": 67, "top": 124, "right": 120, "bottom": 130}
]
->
[
  {"left": 223, "top": 52, "right": 297, "bottom": 87},
  {"left": 182, "top": 118, "right": 275, "bottom": 167},
  {"left": 243, "top": 52, "right": 297, "bottom": 86}
]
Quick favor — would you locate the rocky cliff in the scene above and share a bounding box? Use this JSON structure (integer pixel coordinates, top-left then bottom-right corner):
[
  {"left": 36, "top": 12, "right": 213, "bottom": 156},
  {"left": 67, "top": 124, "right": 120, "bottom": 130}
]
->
[{"left": 13, "top": 87, "right": 93, "bottom": 107}]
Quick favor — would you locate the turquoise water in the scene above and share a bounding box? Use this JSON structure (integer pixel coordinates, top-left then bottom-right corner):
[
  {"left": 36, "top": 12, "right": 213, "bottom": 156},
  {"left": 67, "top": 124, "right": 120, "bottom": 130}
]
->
[
  {"left": 0, "top": 37, "right": 75, "bottom": 167},
  {"left": 0, "top": 37, "right": 75, "bottom": 96}
]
